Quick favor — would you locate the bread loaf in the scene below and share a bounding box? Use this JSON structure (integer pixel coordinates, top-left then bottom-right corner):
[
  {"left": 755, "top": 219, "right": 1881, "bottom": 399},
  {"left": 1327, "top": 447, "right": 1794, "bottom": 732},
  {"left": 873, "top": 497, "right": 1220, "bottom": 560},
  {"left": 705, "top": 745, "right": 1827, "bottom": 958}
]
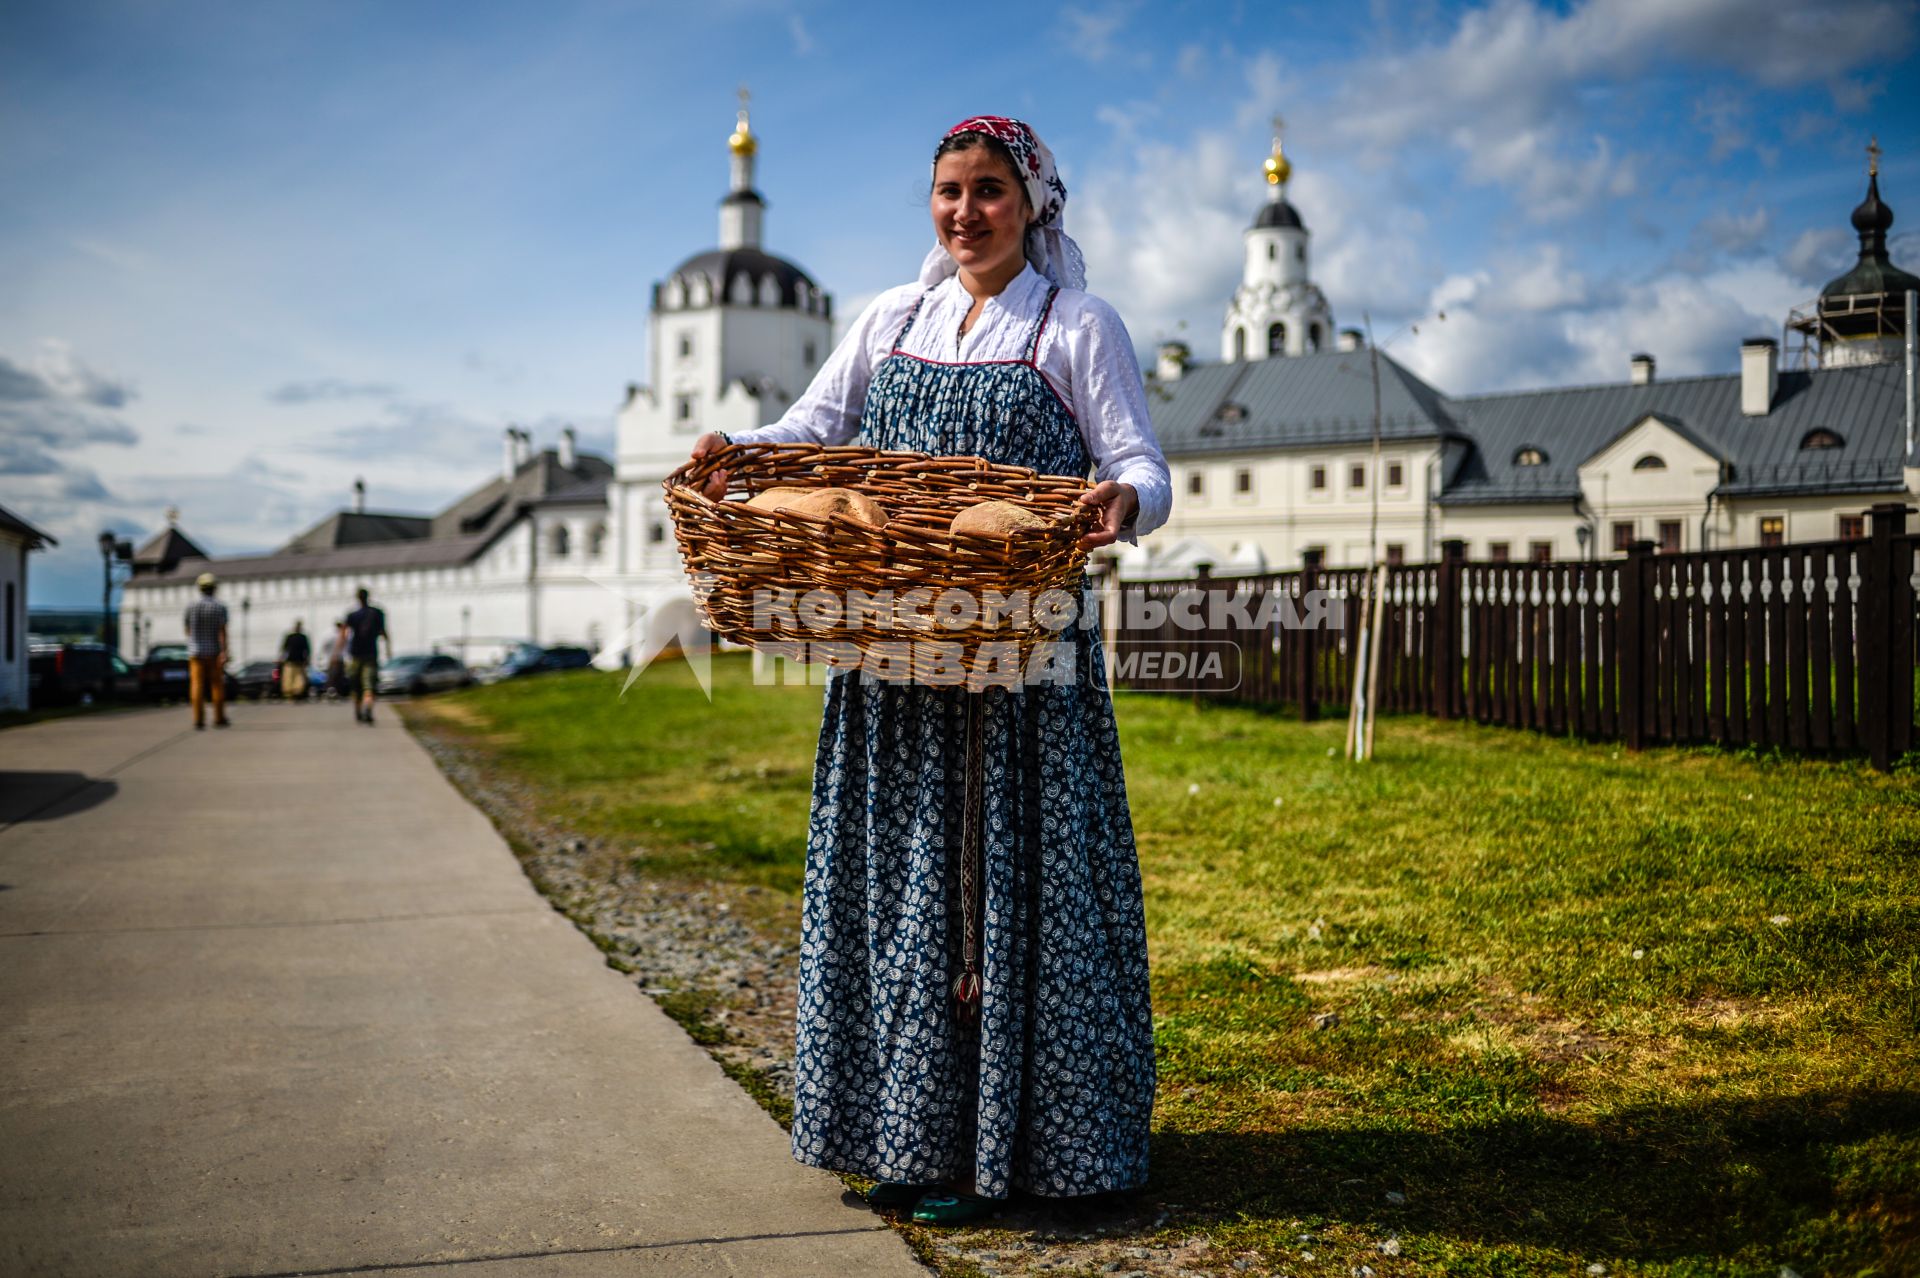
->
[
  {"left": 745, "top": 486, "right": 811, "bottom": 511},
  {"left": 949, "top": 500, "right": 1047, "bottom": 539},
  {"left": 748, "top": 486, "right": 887, "bottom": 527}
]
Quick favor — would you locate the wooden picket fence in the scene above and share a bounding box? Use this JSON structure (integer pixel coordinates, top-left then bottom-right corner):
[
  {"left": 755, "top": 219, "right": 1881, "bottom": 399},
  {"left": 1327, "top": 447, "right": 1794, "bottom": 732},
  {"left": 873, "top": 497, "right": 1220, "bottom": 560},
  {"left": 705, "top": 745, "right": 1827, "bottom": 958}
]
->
[{"left": 1108, "top": 501, "right": 1919, "bottom": 769}]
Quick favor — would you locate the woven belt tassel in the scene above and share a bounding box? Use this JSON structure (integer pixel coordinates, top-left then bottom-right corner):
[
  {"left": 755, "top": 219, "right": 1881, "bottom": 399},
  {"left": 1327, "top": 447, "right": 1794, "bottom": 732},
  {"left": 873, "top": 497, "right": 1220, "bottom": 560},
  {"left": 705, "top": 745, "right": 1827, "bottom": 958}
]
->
[{"left": 954, "top": 691, "right": 985, "bottom": 1022}]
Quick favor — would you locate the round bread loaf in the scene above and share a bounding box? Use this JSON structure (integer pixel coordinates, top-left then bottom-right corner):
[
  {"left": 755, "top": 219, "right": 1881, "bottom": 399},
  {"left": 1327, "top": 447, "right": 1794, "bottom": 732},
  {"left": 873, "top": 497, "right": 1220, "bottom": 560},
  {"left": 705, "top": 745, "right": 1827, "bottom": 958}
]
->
[{"left": 949, "top": 500, "right": 1048, "bottom": 539}]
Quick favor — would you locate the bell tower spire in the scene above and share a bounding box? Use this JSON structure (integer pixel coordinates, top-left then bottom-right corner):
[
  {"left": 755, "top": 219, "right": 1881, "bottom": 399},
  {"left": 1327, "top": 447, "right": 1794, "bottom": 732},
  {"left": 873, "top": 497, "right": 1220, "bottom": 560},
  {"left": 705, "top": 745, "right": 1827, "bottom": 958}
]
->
[
  {"left": 720, "top": 86, "right": 764, "bottom": 250},
  {"left": 1222, "top": 115, "right": 1333, "bottom": 361}
]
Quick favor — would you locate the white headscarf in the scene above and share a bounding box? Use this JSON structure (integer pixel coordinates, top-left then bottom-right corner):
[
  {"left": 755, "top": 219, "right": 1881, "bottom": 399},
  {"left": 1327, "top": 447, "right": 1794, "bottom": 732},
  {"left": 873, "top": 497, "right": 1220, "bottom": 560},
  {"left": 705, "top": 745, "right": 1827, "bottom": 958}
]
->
[{"left": 918, "top": 115, "right": 1087, "bottom": 291}]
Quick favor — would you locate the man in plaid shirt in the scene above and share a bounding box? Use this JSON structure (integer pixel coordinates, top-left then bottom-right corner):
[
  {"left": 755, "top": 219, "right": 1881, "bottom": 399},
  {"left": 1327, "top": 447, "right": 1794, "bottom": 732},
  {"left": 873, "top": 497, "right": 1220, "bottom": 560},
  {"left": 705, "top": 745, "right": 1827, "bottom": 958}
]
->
[{"left": 183, "top": 571, "right": 230, "bottom": 730}]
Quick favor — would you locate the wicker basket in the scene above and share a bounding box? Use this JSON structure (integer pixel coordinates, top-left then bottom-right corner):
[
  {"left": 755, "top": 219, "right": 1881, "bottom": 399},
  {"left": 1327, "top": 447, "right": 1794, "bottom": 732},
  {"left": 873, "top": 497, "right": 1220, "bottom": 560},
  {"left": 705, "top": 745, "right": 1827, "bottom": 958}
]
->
[{"left": 662, "top": 442, "right": 1097, "bottom": 681}]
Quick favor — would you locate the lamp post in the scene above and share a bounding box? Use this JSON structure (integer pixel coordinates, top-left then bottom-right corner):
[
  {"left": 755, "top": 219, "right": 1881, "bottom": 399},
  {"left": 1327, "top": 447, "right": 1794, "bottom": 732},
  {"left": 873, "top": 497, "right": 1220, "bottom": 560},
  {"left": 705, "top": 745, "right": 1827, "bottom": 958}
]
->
[
  {"left": 240, "top": 597, "right": 251, "bottom": 665},
  {"left": 97, "top": 530, "right": 131, "bottom": 648},
  {"left": 1575, "top": 523, "right": 1593, "bottom": 562}
]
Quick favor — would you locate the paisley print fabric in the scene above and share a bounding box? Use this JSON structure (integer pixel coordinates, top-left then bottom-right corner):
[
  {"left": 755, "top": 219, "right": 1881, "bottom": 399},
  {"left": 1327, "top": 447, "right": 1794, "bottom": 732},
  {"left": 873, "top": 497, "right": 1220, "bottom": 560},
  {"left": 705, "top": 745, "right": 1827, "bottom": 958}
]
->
[{"left": 790, "top": 286, "right": 1155, "bottom": 1199}]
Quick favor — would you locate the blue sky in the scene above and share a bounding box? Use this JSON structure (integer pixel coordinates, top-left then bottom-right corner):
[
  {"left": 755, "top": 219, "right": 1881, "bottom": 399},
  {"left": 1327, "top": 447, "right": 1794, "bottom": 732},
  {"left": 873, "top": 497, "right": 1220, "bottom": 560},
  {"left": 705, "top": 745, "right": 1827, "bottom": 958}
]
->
[{"left": 4, "top": 0, "right": 1917, "bottom": 605}]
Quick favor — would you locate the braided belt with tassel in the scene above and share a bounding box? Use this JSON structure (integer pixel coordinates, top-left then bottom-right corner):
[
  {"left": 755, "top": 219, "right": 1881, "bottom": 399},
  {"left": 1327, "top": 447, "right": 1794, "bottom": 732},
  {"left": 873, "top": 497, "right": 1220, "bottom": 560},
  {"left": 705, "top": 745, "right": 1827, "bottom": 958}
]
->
[{"left": 953, "top": 691, "right": 985, "bottom": 1021}]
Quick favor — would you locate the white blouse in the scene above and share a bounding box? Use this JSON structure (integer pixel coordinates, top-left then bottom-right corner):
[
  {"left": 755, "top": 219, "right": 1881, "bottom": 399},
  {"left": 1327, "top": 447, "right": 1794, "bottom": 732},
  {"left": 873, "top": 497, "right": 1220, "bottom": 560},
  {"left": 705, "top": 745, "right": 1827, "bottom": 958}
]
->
[{"left": 729, "top": 265, "right": 1172, "bottom": 542}]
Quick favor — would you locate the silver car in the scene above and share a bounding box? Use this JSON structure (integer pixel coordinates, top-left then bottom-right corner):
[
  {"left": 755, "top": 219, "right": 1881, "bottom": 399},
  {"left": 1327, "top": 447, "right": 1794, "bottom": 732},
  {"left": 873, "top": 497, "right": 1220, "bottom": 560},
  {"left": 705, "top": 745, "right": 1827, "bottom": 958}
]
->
[{"left": 375, "top": 652, "right": 471, "bottom": 697}]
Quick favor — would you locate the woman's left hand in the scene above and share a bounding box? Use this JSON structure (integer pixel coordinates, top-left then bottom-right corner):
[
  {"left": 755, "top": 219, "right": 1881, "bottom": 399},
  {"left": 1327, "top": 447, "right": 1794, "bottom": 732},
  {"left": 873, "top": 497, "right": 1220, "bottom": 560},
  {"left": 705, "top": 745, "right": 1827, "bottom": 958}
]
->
[{"left": 1076, "top": 480, "right": 1138, "bottom": 550}]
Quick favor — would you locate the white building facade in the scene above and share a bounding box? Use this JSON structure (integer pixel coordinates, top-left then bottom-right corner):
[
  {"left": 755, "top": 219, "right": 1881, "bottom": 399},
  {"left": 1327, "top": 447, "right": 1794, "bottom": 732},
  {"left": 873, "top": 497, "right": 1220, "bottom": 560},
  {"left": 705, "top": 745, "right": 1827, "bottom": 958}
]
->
[{"left": 0, "top": 505, "right": 55, "bottom": 711}]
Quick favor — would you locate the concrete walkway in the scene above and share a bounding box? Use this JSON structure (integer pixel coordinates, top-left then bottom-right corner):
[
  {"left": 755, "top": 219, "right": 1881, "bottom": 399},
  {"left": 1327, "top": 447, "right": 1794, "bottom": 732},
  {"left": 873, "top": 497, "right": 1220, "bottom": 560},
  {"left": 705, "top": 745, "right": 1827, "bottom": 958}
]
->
[{"left": 0, "top": 702, "right": 924, "bottom": 1277}]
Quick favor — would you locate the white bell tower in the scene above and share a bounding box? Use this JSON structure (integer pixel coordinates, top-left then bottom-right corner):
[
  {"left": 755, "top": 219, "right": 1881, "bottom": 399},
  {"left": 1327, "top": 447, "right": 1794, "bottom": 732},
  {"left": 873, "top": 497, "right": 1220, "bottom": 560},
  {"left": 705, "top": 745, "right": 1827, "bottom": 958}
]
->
[{"left": 1222, "top": 118, "right": 1334, "bottom": 362}]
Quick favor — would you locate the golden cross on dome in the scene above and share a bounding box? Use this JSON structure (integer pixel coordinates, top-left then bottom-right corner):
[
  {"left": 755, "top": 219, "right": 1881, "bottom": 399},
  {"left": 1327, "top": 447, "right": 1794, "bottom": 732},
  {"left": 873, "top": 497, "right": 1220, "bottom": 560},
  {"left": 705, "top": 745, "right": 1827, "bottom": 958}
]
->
[
  {"left": 1868, "top": 135, "right": 1881, "bottom": 177},
  {"left": 1271, "top": 114, "right": 1286, "bottom": 149},
  {"left": 738, "top": 85, "right": 751, "bottom": 128}
]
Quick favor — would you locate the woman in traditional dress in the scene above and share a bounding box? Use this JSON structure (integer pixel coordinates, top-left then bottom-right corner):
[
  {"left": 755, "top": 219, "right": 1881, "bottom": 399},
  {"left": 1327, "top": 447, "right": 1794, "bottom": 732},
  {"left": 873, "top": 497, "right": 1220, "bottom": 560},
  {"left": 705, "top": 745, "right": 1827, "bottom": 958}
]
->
[{"left": 689, "top": 115, "right": 1171, "bottom": 1224}]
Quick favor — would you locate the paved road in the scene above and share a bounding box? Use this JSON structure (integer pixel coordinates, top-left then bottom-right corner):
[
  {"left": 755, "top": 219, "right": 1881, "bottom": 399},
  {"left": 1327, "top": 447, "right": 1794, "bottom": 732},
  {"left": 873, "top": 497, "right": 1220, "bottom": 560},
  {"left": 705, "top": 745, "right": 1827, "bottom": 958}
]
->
[{"left": 0, "top": 702, "right": 924, "bottom": 1277}]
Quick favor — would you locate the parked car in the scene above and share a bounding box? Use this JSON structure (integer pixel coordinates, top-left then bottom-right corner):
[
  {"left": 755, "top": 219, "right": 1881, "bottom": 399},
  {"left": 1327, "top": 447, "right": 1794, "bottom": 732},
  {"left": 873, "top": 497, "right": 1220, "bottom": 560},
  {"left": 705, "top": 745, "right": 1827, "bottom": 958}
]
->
[
  {"left": 230, "top": 660, "right": 283, "bottom": 701},
  {"left": 26, "top": 641, "right": 141, "bottom": 707},
  {"left": 486, "top": 643, "right": 596, "bottom": 682},
  {"left": 138, "top": 644, "right": 238, "bottom": 703},
  {"left": 375, "top": 652, "right": 472, "bottom": 697}
]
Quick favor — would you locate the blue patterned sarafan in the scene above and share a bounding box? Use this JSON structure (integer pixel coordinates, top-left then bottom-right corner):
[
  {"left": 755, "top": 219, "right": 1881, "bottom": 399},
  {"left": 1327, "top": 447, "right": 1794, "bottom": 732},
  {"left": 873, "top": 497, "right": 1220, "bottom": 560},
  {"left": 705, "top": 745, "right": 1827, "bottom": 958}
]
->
[{"left": 789, "top": 285, "right": 1155, "bottom": 1200}]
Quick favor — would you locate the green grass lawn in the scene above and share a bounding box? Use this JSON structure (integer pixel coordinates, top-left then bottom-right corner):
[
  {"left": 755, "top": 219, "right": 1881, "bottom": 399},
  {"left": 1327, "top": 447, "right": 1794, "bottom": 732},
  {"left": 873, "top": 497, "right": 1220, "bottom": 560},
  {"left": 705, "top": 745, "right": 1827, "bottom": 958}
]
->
[{"left": 412, "top": 654, "right": 1920, "bottom": 1276}]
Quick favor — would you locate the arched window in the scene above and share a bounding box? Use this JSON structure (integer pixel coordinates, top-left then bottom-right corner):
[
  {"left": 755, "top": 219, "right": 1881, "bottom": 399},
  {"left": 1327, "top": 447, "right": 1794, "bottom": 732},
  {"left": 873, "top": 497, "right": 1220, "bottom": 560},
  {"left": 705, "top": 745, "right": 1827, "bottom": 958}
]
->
[
  {"left": 1633, "top": 454, "right": 1667, "bottom": 471},
  {"left": 1233, "top": 327, "right": 1247, "bottom": 361},
  {"left": 1267, "top": 243, "right": 1276, "bottom": 261},
  {"left": 1513, "top": 447, "right": 1548, "bottom": 467},
  {"left": 1267, "top": 322, "right": 1287, "bottom": 354},
  {"left": 1800, "top": 428, "right": 1844, "bottom": 450},
  {"left": 588, "top": 523, "right": 607, "bottom": 556},
  {"left": 550, "top": 525, "right": 570, "bottom": 558},
  {"left": 1308, "top": 323, "right": 1324, "bottom": 351}
]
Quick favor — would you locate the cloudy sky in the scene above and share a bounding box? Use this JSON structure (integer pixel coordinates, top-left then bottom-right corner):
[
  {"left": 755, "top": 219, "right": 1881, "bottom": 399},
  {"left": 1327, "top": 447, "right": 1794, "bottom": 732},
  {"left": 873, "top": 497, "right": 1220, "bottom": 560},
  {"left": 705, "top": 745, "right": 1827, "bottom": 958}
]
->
[{"left": 4, "top": 0, "right": 1916, "bottom": 605}]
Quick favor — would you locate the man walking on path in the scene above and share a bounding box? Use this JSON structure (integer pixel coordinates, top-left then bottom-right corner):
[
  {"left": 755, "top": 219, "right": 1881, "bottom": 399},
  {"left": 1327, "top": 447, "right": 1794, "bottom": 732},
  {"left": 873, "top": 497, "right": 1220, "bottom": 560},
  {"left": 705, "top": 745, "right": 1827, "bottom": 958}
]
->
[
  {"left": 344, "top": 588, "right": 389, "bottom": 725},
  {"left": 184, "top": 571, "right": 230, "bottom": 730},
  {"left": 280, "top": 621, "right": 312, "bottom": 701}
]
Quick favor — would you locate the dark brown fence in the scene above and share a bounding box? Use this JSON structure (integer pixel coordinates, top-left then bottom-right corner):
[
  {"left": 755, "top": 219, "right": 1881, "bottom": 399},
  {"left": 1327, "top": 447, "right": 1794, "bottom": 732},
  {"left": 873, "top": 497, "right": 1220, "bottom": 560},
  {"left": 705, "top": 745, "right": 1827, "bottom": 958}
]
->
[{"left": 1108, "top": 501, "right": 1918, "bottom": 769}]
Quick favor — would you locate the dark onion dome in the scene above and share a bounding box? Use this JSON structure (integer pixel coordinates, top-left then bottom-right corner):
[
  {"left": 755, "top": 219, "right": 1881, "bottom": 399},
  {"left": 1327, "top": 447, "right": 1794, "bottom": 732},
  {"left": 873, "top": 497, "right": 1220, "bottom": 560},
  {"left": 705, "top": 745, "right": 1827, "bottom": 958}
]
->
[
  {"left": 1252, "top": 198, "right": 1305, "bottom": 231},
  {"left": 657, "top": 246, "right": 829, "bottom": 315},
  {"left": 1819, "top": 171, "right": 1920, "bottom": 333}
]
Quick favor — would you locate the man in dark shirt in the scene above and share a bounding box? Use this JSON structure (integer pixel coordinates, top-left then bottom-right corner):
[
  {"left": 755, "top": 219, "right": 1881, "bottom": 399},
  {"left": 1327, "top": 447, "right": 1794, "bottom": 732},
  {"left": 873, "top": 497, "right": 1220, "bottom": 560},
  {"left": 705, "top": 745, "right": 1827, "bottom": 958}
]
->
[
  {"left": 343, "top": 588, "right": 391, "bottom": 725},
  {"left": 280, "top": 621, "right": 312, "bottom": 700}
]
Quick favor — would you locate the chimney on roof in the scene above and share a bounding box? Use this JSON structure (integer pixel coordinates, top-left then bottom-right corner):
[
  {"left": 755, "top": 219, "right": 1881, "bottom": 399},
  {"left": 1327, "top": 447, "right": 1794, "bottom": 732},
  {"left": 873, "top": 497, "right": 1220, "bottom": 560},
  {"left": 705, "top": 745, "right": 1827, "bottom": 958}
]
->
[
  {"left": 558, "top": 426, "right": 578, "bottom": 470},
  {"left": 502, "top": 427, "right": 518, "bottom": 481},
  {"left": 352, "top": 478, "right": 366, "bottom": 514},
  {"left": 513, "top": 428, "right": 532, "bottom": 467},
  {"left": 1630, "top": 353, "right": 1655, "bottom": 385},
  {"left": 1156, "top": 340, "right": 1190, "bottom": 382},
  {"left": 1741, "top": 337, "right": 1778, "bottom": 417},
  {"left": 1337, "top": 328, "right": 1364, "bottom": 352}
]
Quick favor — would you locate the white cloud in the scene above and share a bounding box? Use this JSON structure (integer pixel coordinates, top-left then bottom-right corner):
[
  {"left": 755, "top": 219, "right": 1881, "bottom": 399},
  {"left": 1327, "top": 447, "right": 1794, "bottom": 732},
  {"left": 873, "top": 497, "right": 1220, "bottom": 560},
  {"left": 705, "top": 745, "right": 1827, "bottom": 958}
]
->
[
  {"left": 1327, "top": 0, "right": 1907, "bottom": 217},
  {"left": 1395, "top": 249, "right": 1797, "bottom": 394},
  {"left": 1073, "top": 130, "right": 1247, "bottom": 345},
  {"left": 1059, "top": 1, "right": 1140, "bottom": 64},
  {"left": 1698, "top": 208, "right": 1773, "bottom": 256},
  {"left": 787, "top": 14, "right": 814, "bottom": 56},
  {"left": 268, "top": 377, "right": 400, "bottom": 404}
]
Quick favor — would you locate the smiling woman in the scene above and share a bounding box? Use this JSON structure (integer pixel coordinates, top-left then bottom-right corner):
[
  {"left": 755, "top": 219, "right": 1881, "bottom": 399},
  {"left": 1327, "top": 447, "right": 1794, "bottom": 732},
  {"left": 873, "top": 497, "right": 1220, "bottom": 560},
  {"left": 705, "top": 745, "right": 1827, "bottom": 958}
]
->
[{"left": 685, "top": 115, "right": 1171, "bottom": 1227}]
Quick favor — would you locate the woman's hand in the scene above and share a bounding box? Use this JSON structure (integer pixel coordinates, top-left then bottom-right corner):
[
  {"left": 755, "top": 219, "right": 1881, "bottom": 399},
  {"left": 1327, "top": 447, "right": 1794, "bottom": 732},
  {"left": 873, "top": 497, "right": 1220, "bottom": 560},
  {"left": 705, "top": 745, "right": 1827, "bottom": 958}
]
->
[
  {"left": 1076, "top": 480, "right": 1138, "bottom": 550},
  {"left": 691, "top": 432, "right": 730, "bottom": 499}
]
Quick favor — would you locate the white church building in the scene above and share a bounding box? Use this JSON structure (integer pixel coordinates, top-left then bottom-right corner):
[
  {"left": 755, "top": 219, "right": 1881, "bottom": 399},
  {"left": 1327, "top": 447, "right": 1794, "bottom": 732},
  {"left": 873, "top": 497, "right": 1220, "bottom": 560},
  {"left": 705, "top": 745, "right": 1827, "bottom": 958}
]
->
[{"left": 118, "top": 99, "right": 830, "bottom": 667}]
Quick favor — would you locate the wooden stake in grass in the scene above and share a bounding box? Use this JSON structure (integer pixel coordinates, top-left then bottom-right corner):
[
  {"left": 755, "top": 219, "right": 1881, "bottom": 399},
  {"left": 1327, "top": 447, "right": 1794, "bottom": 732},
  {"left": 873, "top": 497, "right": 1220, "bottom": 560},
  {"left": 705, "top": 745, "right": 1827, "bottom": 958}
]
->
[
  {"left": 1363, "top": 560, "right": 1388, "bottom": 760},
  {"left": 1347, "top": 561, "right": 1390, "bottom": 762}
]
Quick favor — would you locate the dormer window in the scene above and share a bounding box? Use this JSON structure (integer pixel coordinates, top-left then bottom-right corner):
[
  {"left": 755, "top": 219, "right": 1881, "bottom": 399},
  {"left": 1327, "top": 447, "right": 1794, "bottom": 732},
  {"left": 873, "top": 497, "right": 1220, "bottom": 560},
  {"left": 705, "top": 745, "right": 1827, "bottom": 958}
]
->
[
  {"left": 1514, "top": 447, "right": 1548, "bottom": 467},
  {"left": 1800, "top": 428, "right": 1844, "bottom": 450},
  {"left": 1633, "top": 454, "right": 1667, "bottom": 471}
]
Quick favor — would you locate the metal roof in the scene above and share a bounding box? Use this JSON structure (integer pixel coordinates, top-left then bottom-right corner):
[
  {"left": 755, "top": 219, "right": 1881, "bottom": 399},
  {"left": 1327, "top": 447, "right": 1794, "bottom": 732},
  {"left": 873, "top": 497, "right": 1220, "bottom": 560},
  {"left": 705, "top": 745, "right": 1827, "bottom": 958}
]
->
[
  {"left": 1150, "top": 349, "right": 1459, "bottom": 457},
  {"left": 1443, "top": 361, "right": 1912, "bottom": 503},
  {"left": 125, "top": 449, "right": 613, "bottom": 589},
  {"left": 1152, "top": 348, "right": 1912, "bottom": 504},
  {"left": 0, "top": 502, "right": 55, "bottom": 548}
]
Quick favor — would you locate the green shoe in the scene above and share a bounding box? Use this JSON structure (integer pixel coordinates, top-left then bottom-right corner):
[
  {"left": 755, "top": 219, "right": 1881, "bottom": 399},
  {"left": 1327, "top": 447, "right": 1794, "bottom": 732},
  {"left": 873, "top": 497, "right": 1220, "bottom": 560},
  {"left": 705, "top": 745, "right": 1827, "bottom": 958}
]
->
[
  {"left": 866, "top": 1181, "right": 940, "bottom": 1209},
  {"left": 910, "top": 1191, "right": 998, "bottom": 1226}
]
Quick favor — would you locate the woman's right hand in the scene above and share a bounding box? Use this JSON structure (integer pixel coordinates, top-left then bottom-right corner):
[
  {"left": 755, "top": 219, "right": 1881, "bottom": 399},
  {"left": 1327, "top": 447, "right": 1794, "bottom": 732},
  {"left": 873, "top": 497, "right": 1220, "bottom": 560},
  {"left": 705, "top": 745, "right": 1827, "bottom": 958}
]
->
[{"left": 691, "top": 432, "right": 730, "bottom": 499}]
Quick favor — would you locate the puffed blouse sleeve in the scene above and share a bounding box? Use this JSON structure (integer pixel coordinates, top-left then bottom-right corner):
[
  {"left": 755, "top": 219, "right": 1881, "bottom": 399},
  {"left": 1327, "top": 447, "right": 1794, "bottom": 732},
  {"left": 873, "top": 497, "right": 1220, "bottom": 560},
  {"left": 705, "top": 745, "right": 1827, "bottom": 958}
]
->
[
  {"left": 1065, "top": 296, "right": 1172, "bottom": 543},
  {"left": 727, "top": 285, "right": 921, "bottom": 447}
]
